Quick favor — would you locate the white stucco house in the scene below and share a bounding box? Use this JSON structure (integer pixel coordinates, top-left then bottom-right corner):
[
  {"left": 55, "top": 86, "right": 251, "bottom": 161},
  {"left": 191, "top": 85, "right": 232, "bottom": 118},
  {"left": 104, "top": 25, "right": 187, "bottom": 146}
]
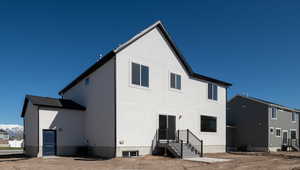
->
[{"left": 21, "top": 21, "right": 231, "bottom": 158}]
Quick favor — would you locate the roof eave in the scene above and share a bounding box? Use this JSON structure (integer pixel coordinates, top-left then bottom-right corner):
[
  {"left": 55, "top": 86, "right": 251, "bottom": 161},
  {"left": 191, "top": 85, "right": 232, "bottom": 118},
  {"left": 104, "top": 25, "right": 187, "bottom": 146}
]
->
[
  {"left": 21, "top": 97, "right": 29, "bottom": 118},
  {"left": 236, "top": 95, "right": 298, "bottom": 113},
  {"left": 58, "top": 51, "right": 116, "bottom": 95},
  {"left": 58, "top": 21, "right": 232, "bottom": 95}
]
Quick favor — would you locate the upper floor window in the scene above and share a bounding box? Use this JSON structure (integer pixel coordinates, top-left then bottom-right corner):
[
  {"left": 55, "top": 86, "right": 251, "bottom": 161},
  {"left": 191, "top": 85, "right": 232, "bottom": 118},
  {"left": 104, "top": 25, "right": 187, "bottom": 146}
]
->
[
  {"left": 170, "top": 73, "right": 181, "bottom": 90},
  {"left": 85, "top": 78, "right": 90, "bottom": 86},
  {"left": 201, "top": 115, "right": 217, "bottom": 132},
  {"left": 208, "top": 83, "right": 218, "bottom": 101},
  {"left": 292, "top": 112, "right": 297, "bottom": 122},
  {"left": 271, "top": 107, "right": 277, "bottom": 120},
  {"left": 131, "top": 62, "right": 149, "bottom": 87}
]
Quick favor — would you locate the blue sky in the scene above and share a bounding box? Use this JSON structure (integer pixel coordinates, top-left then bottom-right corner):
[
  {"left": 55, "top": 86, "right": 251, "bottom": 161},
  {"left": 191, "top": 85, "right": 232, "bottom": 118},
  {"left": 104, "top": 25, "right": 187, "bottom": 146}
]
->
[{"left": 0, "top": 0, "right": 299, "bottom": 125}]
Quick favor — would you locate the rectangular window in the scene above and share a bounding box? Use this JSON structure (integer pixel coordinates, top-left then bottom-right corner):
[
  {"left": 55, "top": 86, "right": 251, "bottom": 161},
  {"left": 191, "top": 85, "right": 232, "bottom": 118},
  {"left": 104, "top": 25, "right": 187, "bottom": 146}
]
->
[
  {"left": 208, "top": 83, "right": 212, "bottom": 100},
  {"left": 208, "top": 83, "right": 218, "bottom": 101},
  {"left": 131, "top": 62, "right": 149, "bottom": 87},
  {"left": 132, "top": 63, "right": 140, "bottom": 85},
  {"left": 122, "top": 151, "right": 139, "bottom": 157},
  {"left": 291, "top": 130, "right": 297, "bottom": 139},
  {"left": 85, "top": 78, "right": 90, "bottom": 85},
  {"left": 141, "top": 65, "right": 149, "bottom": 87},
  {"left": 271, "top": 107, "right": 277, "bottom": 119},
  {"left": 201, "top": 116, "right": 217, "bottom": 132},
  {"left": 275, "top": 128, "right": 281, "bottom": 137},
  {"left": 170, "top": 73, "right": 181, "bottom": 90},
  {"left": 170, "top": 73, "right": 176, "bottom": 89},
  {"left": 292, "top": 112, "right": 297, "bottom": 122}
]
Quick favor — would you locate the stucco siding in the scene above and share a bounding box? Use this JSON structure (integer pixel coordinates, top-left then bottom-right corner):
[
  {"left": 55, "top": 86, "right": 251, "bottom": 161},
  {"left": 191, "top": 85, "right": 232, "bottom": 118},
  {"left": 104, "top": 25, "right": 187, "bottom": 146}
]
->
[
  {"left": 116, "top": 27, "right": 227, "bottom": 156},
  {"left": 38, "top": 107, "right": 85, "bottom": 157},
  {"left": 62, "top": 58, "right": 116, "bottom": 158},
  {"left": 24, "top": 101, "right": 39, "bottom": 157}
]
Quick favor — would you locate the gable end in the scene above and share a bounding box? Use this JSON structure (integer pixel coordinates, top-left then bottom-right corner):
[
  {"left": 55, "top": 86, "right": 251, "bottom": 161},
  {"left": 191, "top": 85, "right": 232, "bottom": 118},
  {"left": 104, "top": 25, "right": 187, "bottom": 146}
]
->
[{"left": 58, "top": 21, "right": 231, "bottom": 95}]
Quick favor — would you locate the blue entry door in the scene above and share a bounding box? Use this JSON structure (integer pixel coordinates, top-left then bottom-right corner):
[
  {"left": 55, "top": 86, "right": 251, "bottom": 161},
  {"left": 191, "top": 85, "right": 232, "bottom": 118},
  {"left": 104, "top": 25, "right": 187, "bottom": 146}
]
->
[{"left": 43, "top": 130, "right": 56, "bottom": 156}]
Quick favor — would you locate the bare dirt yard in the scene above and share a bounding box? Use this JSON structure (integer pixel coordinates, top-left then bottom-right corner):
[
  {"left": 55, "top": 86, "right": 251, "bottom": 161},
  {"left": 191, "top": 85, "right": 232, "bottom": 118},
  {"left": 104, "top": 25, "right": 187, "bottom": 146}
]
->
[{"left": 1, "top": 152, "right": 300, "bottom": 170}]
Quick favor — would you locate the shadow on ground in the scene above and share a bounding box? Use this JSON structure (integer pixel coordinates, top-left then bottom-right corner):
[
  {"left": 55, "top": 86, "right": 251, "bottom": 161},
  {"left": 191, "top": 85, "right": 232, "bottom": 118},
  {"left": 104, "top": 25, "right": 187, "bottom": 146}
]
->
[
  {"left": 73, "top": 157, "right": 104, "bottom": 161},
  {"left": 0, "top": 154, "right": 31, "bottom": 162}
]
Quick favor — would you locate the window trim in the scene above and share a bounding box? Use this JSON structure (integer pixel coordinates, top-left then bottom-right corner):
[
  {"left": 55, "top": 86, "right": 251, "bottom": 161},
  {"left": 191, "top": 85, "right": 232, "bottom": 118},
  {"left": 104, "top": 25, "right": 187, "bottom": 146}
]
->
[
  {"left": 122, "top": 150, "right": 139, "bottom": 157},
  {"left": 271, "top": 107, "right": 277, "bottom": 120},
  {"left": 130, "top": 62, "right": 150, "bottom": 89},
  {"left": 207, "top": 83, "right": 218, "bottom": 101},
  {"left": 275, "top": 128, "right": 281, "bottom": 137},
  {"left": 290, "top": 129, "right": 297, "bottom": 139},
  {"left": 200, "top": 115, "right": 217, "bottom": 133},
  {"left": 169, "top": 72, "right": 182, "bottom": 91},
  {"left": 292, "top": 112, "right": 297, "bottom": 123}
]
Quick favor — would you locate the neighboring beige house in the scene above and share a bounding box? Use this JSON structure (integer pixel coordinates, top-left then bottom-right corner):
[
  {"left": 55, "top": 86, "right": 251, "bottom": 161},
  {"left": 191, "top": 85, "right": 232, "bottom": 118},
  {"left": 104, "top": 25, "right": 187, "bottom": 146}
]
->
[{"left": 22, "top": 21, "right": 231, "bottom": 158}]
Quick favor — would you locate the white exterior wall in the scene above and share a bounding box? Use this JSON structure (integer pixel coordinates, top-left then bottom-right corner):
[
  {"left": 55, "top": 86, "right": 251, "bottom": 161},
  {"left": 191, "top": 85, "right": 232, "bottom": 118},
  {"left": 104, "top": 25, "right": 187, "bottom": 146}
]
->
[
  {"left": 116, "top": 28, "right": 227, "bottom": 156},
  {"left": 62, "top": 59, "right": 116, "bottom": 158},
  {"left": 24, "top": 101, "right": 39, "bottom": 157},
  {"left": 38, "top": 107, "right": 85, "bottom": 157}
]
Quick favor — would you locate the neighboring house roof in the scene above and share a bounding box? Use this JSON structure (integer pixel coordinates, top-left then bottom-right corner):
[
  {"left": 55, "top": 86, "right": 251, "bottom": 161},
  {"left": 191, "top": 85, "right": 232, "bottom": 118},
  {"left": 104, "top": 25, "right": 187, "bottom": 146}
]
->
[
  {"left": 58, "top": 21, "right": 232, "bottom": 95},
  {"left": 21, "top": 95, "right": 86, "bottom": 117},
  {"left": 231, "top": 95, "right": 300, "bottom": 113}
]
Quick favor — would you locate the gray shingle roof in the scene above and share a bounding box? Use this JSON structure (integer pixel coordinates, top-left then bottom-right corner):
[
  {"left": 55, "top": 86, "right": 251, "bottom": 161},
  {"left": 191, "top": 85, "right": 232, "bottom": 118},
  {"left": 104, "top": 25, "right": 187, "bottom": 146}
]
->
[
  {"left": 21, "top": 95, "right": 86, "bottom": 117},
  {"left": 234, "top": 95, "right": 300, "bottom": 113}
]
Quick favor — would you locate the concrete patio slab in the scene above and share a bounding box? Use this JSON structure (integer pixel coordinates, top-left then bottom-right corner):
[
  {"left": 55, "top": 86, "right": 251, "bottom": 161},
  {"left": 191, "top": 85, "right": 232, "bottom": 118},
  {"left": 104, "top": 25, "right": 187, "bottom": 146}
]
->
[{"left": 184, "top": 157, "right": 232, "bottom": 163}]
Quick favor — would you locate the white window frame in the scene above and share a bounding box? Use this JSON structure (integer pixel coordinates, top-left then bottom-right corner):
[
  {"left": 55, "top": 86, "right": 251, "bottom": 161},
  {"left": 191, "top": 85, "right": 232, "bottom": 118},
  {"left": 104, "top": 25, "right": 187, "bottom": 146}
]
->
[
  {"left": 271, "top": 107, "right": 277, "bottom": 120},
  {"left": 122, "top": 150, "right": 139, "bottom": 157},
  {"left": 292, "top": 112, "right": 297, "bottom": 123},
  {"left": 200, "top": 115, "right": 218, "bottom": 133},
  {"left": 290, "top": 129, "right": 297, "bottom": 139},
  {"left": 169, "top": 72, "right": 182, "bottom": 91},
  {"left": 207, "top": 83, "right": 218, "bottom": 101},
  {"left": 269, "top": 127, "right": 274, "bottom": 135},
  {"left": 130, "top": 62, "right": 150, "bottom": 89},
  {"left": 282, "top": 130, "right": 289, "bottom": 145},
  {"left": 275, "top": 128, "right": 281, "bottom": 137}
]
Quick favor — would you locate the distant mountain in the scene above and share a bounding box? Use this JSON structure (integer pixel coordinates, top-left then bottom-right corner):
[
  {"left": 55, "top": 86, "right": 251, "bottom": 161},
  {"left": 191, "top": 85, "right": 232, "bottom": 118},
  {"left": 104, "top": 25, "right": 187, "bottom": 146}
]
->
[{"left": 0, "top": 124, "right": 23, "bottom": 140}]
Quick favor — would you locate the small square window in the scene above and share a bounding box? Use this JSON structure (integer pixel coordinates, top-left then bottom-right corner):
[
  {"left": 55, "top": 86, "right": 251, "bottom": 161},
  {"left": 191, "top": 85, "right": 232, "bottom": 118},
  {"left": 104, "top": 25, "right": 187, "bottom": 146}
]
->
[
  {"left": 130, "top": 151, "right": 138, "bottom": 157},
  {"left": 122, "top": 151, "right": 130, "bottom": 157},
  {"left": 122, "top": 151, "right": 139, "bottom": 157}
]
